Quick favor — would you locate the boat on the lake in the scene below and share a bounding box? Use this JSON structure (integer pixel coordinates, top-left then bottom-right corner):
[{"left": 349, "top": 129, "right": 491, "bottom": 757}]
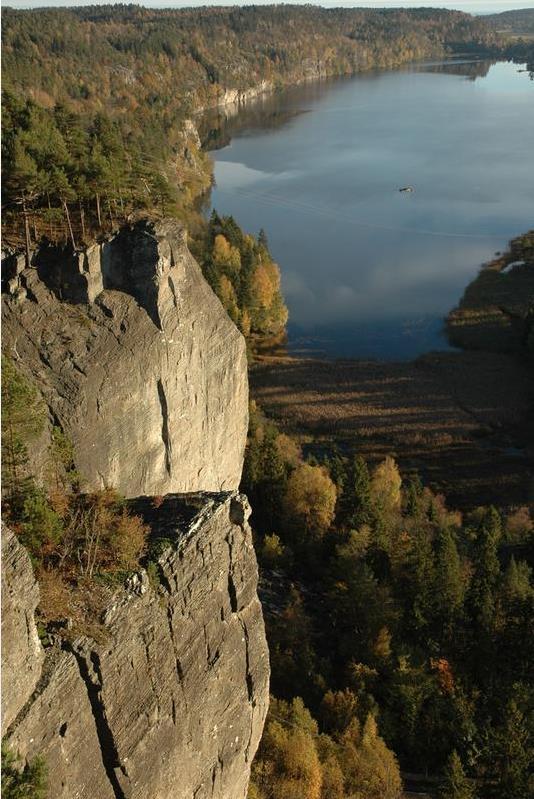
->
[{"left": 399, "top": 186, "right": 414, "bottom": 193}]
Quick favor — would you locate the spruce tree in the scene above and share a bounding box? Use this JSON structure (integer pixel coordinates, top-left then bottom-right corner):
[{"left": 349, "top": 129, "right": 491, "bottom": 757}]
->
[
  {"left": 405, "top": 474, "right": 424, "bottom": 517},
  {"left": 346, "top": 455, "right": 373, "bottom": 528},
  {"left": 493, "top": 700, "right": 533, "bottom": 799},
  {"left": 468, "top": 507, "right": 501, "bottom": 633},
  {"left": 434, "top": 527, "right": 465, "bottom": 632},
  {"left": 438, "top": 750, "right": 475, "bottom": 799}
]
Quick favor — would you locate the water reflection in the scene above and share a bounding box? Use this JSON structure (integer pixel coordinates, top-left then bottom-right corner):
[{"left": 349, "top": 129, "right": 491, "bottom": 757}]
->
[
  {"left": 412, "top": 58, "right": 494, "bottom": 80},
  {"left": 207, "top": 60, "right": 534, "bottom": 359}
]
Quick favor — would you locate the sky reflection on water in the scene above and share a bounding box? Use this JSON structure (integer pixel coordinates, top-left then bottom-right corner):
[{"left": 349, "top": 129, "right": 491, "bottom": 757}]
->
[{"left": 209, "top": 60, "right": 534, "bottom": 359}]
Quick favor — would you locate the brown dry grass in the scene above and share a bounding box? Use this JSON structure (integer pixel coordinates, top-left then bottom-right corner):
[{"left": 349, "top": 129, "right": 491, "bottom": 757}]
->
[
  {"left": 38, "top": 568, "right": 114, "bottom": 642},
  {"left": 251, "top": 350, "right": 534, "bottom": 510}
]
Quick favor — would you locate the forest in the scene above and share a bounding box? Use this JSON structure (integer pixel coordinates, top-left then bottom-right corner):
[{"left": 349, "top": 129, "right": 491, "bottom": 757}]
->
[
  {"left": 243, "top": 404, "right": 533, "bottom": 799},
  {"left": 486, "top": 8, "right": 534, "bottom": 37}
]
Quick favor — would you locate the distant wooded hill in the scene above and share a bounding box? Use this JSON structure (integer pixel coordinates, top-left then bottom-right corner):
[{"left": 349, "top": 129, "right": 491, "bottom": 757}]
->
[
  {"left": 486, "top": 8, "right": 534, "bottom": 36},
  {"left": 0, "top": 5, "right": 519, "bottom": 249}
]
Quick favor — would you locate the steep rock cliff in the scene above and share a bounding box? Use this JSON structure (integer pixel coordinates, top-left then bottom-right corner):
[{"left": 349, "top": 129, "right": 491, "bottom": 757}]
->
[
  {"left": 1, "top": 526, "right": 44, "bottom": 731},
  {"left": 3, "top": 493, "right": 269, "bottom": 799},
  {"left": 1, "top": 219, "right": 248, "bottom": 496}
]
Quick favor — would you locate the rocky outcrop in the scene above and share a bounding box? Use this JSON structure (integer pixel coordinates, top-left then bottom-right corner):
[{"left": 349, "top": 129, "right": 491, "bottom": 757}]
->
[
  {"left": 215, "top": 80, "right": 273, "bottom": 109},
  {"left": 2, "top": 219, "right": 248, "bottom": 497},
  {"left": 1, "top": 526, "right": 44, "bottom": 731},
  {"left": 447, "top": 230, "right": 534, "bottom": 353},
  {"left": 3, "top": 493, "right": 269, "bottom": 799}
]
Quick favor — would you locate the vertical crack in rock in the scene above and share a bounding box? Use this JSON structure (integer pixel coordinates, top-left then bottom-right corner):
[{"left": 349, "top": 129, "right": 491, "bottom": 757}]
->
[
  {"left": 168, "top": 274, "right": 179, "bottom": 310},
  {"left": 226, "top": 533, "right": 238, "bottom": 613},
  {"left": 228, "top": 572, "right": 238, "bottom": 614},
  {"left": 238, "top": 614, "right": 257, "bottom": 762},
  {"left": 156, "top": 379, "right": 172, "bottom": 477},
  {"left": 203, "top": 624, "right": 212, "bottom": 664},
  {"left": 239, "top": 618, "right": 254, "bottom": 705},
  {"left": 71, "top": 647, "right": 129, "bottom": 799},
  {"left": 2, "top": 220, "right": 249, "bottom": 498}
]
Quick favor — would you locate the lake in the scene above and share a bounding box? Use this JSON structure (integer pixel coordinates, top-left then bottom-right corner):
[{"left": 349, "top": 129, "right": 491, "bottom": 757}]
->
[{"left": 208, "top": 60, "right": 534, "bottom": 359}]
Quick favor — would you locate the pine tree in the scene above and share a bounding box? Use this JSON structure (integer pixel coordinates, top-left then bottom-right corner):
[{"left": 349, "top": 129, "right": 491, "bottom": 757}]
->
[
  {"left": 438, "top": 750, "right": 475, "bottom": 799},
  {"left": 405, "top": 474, "right": 424, "bottom": 516},
  {"left": 434, "top": 527, "right": 465, "bottom": 631},
  {"left": 493, "top": 701, "right": 533, "bottom": 799},
  {"left": 500, "top": 557, "right": 533, "bottom": 604},
  {"left": 253, "top": 429, "right": 287, "bottom": 532},
  {"left": 345, "top": 455, "right": 373, "bottom": 528},
  {"left": 87, "top": 144, "right": 110, "bottom": 227},
  {"left": 408, "top": 525, "right": 436, "bottom": 633},
  {"left": 1, "top": 356, "right": 46, "bottom": 513},
  {"left": 258, "top": 227, "right": 269, "bottom": 250},
  {"left": 4, "top": 139, "right": 41, "bottom": 264},
  {"left": 50, "top": 167, "right": 77, "bottom": 248},
  {"left": 468, "top": 507, "right": 501, "bottom": 633},
  {"left": 1, "top": 744, "right": 47, "bottom": 799}
]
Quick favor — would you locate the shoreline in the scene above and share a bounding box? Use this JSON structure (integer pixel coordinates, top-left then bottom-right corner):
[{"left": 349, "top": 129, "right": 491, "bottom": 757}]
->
[{"left": 251, "top": 234, "right": 534, "bottom": 509}]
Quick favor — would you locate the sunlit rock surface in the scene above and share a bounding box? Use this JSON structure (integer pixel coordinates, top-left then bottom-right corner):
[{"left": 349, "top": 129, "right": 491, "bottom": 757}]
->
[
  {"left": 1, "top": 219, "right": 248, "bottom": 496},
  {"left": 3, "top": 493, "right": 269, "bottom": 799}
]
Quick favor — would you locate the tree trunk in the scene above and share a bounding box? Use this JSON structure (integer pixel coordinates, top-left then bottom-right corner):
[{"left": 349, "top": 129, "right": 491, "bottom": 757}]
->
[
  {"left": 63, "top": 200, "right": 76, "bottom": 250},
  {"left": 22, "top": 198, "right": 32, "bottom": 268},
  {"left": 46, "top": 193, "right": 53, "bottom": 237},
  {"left": 96, "top": 193, "right": 102, "bottom": 227},
  {"left": 79, "top": 201, "right": 86, "bottom": 241}
]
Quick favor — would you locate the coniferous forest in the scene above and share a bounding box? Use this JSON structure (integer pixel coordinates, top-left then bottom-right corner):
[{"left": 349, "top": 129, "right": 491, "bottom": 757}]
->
[{"left": 2, "top": 5, "right": 534, "bottom": 799}]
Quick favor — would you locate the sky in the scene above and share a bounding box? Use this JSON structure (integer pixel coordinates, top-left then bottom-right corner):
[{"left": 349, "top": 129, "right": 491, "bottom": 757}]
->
[{"left": 4, "top": 0, "right": 534, "bottom": 13}]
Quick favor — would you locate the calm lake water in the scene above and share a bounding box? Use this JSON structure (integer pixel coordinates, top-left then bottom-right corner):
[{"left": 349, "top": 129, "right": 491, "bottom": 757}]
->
[{"left": 208, "top": 60, "right": 534, "bottom": 359}]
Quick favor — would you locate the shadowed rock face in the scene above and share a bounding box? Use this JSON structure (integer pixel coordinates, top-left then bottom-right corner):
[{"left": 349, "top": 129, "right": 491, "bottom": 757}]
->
[
  {"left": 3, "top": 493, "right": 269, "bottom": 799},
  {"left": 1, "top": 219, "right": 248, "bottom": 496},
  {"left": 1, "top": 526, "right": 44, "bottom": 731}
]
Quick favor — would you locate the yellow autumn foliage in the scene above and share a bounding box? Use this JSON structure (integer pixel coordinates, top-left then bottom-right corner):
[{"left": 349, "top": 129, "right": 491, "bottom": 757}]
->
[
  {"left": 213, "top": 233, "right": 241, "bottom": 274},
  {"left": 218, "top": 274, "right": 239, "bottom": 323},
  {"left": 284, "top": 464, "right": 337, "bottom": 538},
  {"left": 370, "top": 456, "right": 402, "bottom": 516}
]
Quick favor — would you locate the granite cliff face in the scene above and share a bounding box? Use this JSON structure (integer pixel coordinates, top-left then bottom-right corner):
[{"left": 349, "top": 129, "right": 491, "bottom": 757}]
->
[
  {"left": 2, "top": 221, "right": 269, "bottom": 797},
  {"left": 2, "top": 219, "right": 248, "bottom": 496},
  {"left": 1, "top": 526, "right": 44, "bottom": 732},
  {"left": 3, "top": 494, "right": 269, "bottom": 799}
]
